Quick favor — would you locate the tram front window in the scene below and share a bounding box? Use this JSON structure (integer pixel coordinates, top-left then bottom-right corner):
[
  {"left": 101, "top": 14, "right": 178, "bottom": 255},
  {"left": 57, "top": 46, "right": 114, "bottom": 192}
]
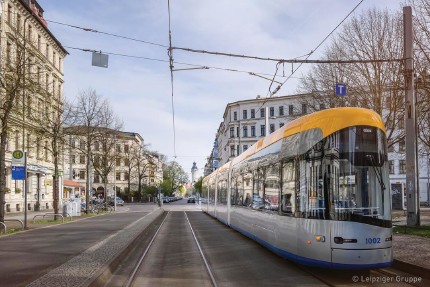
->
[{"left": 331, "top": 126, "right": 391, "bottom": 226}]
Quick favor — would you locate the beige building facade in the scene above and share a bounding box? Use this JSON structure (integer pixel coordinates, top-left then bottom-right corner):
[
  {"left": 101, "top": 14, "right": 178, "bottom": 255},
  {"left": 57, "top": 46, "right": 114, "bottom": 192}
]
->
[
  {"left": 64, "top": 130, "right": 163, "bottom": 201},
  {"left": 1, "top": 0, "right": 68, "bottom": 213}
]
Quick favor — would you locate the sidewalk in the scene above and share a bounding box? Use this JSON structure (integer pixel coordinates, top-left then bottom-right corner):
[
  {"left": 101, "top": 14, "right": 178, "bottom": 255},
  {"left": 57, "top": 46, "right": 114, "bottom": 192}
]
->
[{"left": 0, "top": 205, "right": 163, "bottom": 287}]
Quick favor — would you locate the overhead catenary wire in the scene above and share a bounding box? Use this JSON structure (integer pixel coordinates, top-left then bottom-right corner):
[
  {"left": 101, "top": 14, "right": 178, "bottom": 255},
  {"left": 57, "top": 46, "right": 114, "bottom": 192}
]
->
[
  {"left": 255, "top": 0, "right": 368, "bottom": 113},
  {"left": 63, "top": 45, "right": 304, "bottom": 80},
  {"left": 46, "top": 19, "right": 168, "bottom": 48}
]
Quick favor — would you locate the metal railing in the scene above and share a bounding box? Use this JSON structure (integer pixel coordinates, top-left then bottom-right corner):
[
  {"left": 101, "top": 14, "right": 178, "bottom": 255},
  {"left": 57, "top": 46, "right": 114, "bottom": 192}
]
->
[
  {"left": 32, "top": 213, "right": 72, "bottom": 223},
  {"left": 0, "top": 222, "right": 6, "bottom": 234},
  {"left": 4, "top": 219, "right": 24, "bottom": 230}
]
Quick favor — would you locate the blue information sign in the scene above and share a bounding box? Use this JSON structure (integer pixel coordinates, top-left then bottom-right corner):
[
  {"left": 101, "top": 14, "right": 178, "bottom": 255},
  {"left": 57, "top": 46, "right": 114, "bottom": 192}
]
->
[
  {"left": 12, "top": 165, "right": 26, "bottom": 180},
  {"left": 335, "top": 83, "right": 347, "bottom": 96}
]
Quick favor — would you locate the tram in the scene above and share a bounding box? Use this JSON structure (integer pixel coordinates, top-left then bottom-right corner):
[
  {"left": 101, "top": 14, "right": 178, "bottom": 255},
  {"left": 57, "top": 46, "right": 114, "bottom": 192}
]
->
[{"left": 202, "top": 107, "right": 392, "bottom": 269}]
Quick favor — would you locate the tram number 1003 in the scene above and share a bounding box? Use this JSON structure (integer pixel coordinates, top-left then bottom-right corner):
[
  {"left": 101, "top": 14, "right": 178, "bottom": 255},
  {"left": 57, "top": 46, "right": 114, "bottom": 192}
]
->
[{"left": 365, "top": 237, "right": 381, "bottom": 244}]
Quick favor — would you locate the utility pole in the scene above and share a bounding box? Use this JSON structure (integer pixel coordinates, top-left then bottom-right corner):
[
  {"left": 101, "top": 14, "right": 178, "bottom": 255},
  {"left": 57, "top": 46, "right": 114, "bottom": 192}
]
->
[{"left": 404, "top": 6, "right": 420, "bottom": 227}]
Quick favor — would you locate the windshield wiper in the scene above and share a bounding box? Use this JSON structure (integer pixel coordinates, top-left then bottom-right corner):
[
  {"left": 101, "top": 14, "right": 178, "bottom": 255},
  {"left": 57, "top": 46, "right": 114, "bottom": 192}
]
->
[{"left": 366, "top": 155, "right": 386, "bottom": 191}]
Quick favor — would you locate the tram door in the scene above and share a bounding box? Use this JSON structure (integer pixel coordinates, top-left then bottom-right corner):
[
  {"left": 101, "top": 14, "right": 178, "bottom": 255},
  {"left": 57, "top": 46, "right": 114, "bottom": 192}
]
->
[{"left": 297, "top": 148, "right": 332, "bottom": 264}]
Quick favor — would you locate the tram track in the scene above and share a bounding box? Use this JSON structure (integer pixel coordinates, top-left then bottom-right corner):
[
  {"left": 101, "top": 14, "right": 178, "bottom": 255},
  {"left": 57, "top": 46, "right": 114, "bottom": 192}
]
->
[{"left": 122, "top": 211, "right": 217, "bottom": 287}]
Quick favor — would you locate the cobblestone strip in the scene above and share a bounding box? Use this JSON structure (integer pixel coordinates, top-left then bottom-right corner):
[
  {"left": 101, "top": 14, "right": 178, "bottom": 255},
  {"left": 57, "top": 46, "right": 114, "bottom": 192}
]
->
[{"left": 26, "top": 208, "right": 163, "bottom": 287}]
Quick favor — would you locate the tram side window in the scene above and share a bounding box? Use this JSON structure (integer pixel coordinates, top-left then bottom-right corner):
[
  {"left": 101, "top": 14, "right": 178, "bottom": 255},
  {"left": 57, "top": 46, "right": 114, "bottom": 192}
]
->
[
  {"left": 236, "top": 174, "right": 244, "bottom": 206},
  {"left": 209, "top": 179, "right": 215, "bottom": 205},
  {"left": 230, "top": 175, "right": 237, "bottom": 206},
  {"left": 281, "top": 161, "right": 296, "bottom": 214},
  {"left": 218, "top": 179, "right": 228, "bottom": 205},
  {"left": 202, "top": 182, "right": 208, "bottom": 199},
  {"left": 265, "top": 164, "right": 280, "bottom": 211},
  {"left": 243, "top": 170, "right": 253, "bottom": 207},
  {"left": 252, "top": 168, "right": 265, "bottom": 210}
]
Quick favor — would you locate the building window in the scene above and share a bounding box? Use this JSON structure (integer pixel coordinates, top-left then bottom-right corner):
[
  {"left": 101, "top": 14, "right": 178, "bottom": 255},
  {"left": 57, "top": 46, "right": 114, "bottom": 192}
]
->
[
  {"left": 251, "top": 126, "right": 256, "bottom": 137},
  {"left": 270, "top": 124, "right": 275, "bottom": 133},
  {"left": 6, "top": 41, "right": 11, "bottom": 65},
  {"left": 94, "top": 175, "right": 100, "bottom": 183},
  {"left": 251, "top": 109, "right": 255, "bottom": 118},
  {"left": 243, "top": 145, "right": 248, "bottom": 151},
  {"left": 116, "top": 172, "right": 121, "bottom": 181},
  {"left": 124, "top": 145, "right": 129, "bottom": 153},
  {"left": 124, "top": 158, "right": 130, "bottom": 166},
  {"left": 116, "top": 158, "right": 121, "bottom": 166},
  {"left": 79, "top": 170, "right": 86, "bottom": 180},
  {"left": 289, "top": 105, "right": 294, "bottom": 115},
  {"left": 7, "top": 5, "right": 12, "bottom": 23},
  {"left": 28, "top": 24, "right": 32, "bottom": 41},
  {"left": 237, "top": 145, "right": 240, "bottom": 155},
  {"left": 260, "top": 125, "right": 266, "bottom": 136},
  {"left": 94, "top": 142, "right": 99, "bottom": 151},
  {"left": 399, "top": 140, "right": 405, "bottom": 152},
  {"left": 80, "top": 140, "right": 85, "bottom": 150},
  {"left": 236, "top": 127, "right": 239, "bottom": 137},
  {"left": 17, "top": 14, "right": 21, "bottom": 31},
  {"left": 79, "top": 155, "right": 85, "bottom": 164},
  {"left": 116, "top": 144, "right": 121, "bottom": 153},
  {"left": 45, "top": 43, "right": 49, "bottom": 58},
  {"left": 37, "top": 35, "right": 41, "bottom": 50},
  {"left": 320, "top": 103, "right": 326, "bottom": 110},
  {"left": 260, "top": 108, "right": 265, "bottom": 118},
  {"left": 279, "top": 123, "right": 284, "bottom": 128},
  {"left": 270, "top": 107, "right": 275, "bottom": 117},
  {"left": 399, "top": 160, "right": 406, "bottom": 174},
  {"left": 70, "top": 155, "right": 76, "bottom": 164},
  {"left": 230, "top": 127, "right": 234, "bottom": 138},
  {"left": 279, "top": 106, "right": 284, "bottom": 116},
  {"left": 389, "top": 160, "right": 394, "bottom": 174},
  {"left": 233, "top": 111, "right": 237, "bottom": 121},
  {"left": 125, "top": 172, "right": 129, "bottom": 181},
  {"left": 243, "top": 110, "right": 247, "bottom": 119},
  {"left": 230, "top": 145, "right": 235, "bottom": 157},
  {"left": 302, "top": 103, "right": 307, "bottom": 114},
  {"left": 243, "top": 126, "right": 248, "bottom": 137}
]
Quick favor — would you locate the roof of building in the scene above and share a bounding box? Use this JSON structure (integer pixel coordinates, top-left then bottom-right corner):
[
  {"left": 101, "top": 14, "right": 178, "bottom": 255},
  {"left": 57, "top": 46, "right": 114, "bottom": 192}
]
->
[{"left": 18, "top": 0, "right": 68, "bottom": 55}]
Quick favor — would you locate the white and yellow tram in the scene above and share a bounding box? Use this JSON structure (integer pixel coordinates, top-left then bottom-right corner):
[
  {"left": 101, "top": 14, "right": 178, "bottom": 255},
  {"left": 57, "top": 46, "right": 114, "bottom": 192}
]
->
[{"left": 202, "top": 107, "right": 392, "bottom": 268}]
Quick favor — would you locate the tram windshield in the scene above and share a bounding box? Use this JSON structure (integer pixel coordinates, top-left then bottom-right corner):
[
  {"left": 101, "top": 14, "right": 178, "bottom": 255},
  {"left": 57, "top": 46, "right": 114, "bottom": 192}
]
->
[
  {"left": 332, "top": 126, "right": 390, "bottom": 225},
  {"left": 300, "top": 126, "right": 391, "bottom": 227}
]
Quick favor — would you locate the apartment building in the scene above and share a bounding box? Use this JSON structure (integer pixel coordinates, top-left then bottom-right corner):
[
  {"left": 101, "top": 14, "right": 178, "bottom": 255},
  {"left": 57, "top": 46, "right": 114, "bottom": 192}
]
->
[
  {"left": 64, "top": 129, "right": 163, "bottom": 200},
  {"left": 1, "top": 0, "right": 68, "bottom": 213}
]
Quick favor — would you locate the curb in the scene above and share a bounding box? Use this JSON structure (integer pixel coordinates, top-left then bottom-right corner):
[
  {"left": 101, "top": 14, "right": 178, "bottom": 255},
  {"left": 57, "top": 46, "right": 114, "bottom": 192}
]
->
[{"left": 393, "top": 259, "right": 430, "bottom": 280}]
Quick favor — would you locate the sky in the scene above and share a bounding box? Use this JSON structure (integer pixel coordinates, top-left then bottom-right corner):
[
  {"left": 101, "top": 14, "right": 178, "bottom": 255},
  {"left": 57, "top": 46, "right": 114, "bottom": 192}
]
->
[{"left": 38, "top": 0, "right": 405, "bottom": 181}]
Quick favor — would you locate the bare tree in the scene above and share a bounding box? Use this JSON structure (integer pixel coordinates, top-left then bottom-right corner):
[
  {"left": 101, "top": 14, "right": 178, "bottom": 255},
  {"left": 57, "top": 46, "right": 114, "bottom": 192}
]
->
[
  {"left": 298, "top": 8, "right": 405, "bottom": 149},
  {"left": 28, "top": 92, "right": 73, "bottom": 217},
  {"left": 65, "top": 89, "right": 119, "bottom": 212}
]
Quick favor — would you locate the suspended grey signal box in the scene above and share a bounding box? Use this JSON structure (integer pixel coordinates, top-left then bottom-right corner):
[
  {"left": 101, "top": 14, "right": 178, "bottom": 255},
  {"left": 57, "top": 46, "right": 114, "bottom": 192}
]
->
[{"left": 92, "top": 52, "right": 109, "bottom": 68}]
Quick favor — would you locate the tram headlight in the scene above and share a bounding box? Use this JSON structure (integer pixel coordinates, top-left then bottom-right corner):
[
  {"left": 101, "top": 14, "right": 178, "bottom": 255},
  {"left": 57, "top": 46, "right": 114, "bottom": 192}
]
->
[{"left": 315, "top": 235, "right": 325, "bottom": 242}]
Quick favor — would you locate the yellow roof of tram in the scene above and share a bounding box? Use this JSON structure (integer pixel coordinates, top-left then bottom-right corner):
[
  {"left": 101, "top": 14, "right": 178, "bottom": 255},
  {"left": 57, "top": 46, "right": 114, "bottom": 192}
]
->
[{"left": 232, "top": 107, "right": 385, "bottom": 166}]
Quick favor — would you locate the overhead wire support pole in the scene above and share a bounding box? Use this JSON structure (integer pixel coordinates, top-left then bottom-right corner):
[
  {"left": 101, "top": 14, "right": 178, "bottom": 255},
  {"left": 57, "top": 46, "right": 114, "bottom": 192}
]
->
[
  {"left": 403, "top": 6, "right": 420, "bottom": 227},
  {"left": 167, "top": 0, "right": 177, "bottom": 160}
]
